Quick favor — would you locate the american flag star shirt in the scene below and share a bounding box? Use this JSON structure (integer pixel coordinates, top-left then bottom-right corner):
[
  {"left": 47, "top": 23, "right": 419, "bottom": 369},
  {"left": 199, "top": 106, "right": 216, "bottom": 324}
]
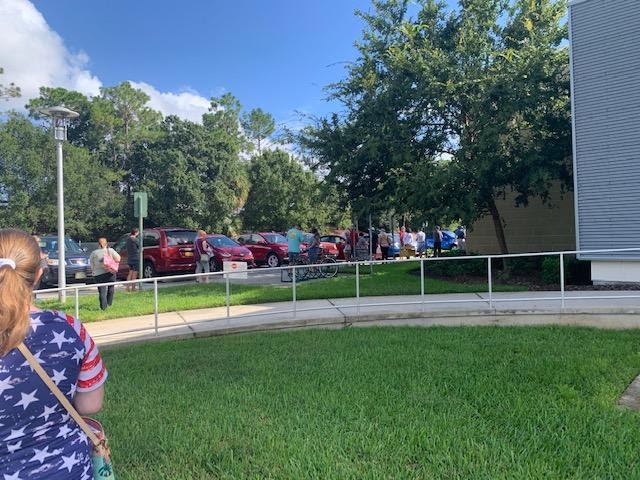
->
[{"left": 0, "top": 310, "right": 108, "bottom": 479}]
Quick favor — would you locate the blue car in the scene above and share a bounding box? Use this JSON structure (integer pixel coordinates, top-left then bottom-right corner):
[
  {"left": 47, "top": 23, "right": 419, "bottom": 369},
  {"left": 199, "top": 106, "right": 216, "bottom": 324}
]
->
[
  {"left": 387, "top": 234, "right": 401, "bottom": 257},
  {"left": 426, "top": 230, "right": 458, "bottom": 250},
  {"left": 38, "top": 236, "right": 92, "bottom": 286}
]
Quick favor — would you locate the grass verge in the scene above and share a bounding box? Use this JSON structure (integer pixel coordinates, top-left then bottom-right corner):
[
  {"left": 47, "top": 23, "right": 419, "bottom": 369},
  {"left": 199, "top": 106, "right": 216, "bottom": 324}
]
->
[
  {"left": 98, "top": 326, "right": 640, "bottom": 479},
  {"left": 37, "top": 262, "right": 524, "bottom": 322}
]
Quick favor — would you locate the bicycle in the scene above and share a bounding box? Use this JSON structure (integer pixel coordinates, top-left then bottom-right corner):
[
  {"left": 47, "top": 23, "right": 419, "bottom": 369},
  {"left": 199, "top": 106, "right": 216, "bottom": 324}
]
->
[{"left": 287, "top": 251, "right": 338, "bottom": 281}]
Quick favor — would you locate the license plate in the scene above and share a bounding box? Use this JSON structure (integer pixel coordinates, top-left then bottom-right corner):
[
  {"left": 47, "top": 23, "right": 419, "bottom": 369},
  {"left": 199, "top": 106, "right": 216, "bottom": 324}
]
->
[
  {"left": 184, "top": 252, "right": 193, "bottom": 257},
  {"left": 75, "top": 272, "right": 86, "bottom": 280}
]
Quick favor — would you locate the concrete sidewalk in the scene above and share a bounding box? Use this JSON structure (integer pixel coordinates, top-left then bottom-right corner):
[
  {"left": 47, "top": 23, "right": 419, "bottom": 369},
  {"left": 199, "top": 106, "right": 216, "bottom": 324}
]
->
[{"left": 84, "top": 290, "right": 640, "bottom": 347}]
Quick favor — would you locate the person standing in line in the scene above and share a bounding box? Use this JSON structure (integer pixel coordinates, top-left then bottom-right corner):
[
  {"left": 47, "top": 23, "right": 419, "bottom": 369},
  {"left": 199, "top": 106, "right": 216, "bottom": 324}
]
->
[
  {"left": 287, "top": 223, "right": 305, "bottom": 262},
  {"left": 348, "top": 225, "right": 359, "bottom": 257},
  {"left": 125, "top": 227, "right": 140, "bottom": 292},
  {"left": 416, "top": 227, "right": 426, "bottom": 257},
  {"left": 89, "top": 237, "right": 121, "bottom": 310},
  {"left": 194, "top": 230, "right": 213, "bottom": 284},
  {"left": 0, "top": 228, "right": 109, "bottom": 480},
  {"left": 455, "top": 225, "right": 466, "bottom": 252},
  {"left": 399, "top": 224, "right": 406, "bottom": 247},
  {"left": 433, "top": 225, "right": 443, "bottom": 258},
  {"left": 378, "top": 228, "right": 390, "bottom": 259}
]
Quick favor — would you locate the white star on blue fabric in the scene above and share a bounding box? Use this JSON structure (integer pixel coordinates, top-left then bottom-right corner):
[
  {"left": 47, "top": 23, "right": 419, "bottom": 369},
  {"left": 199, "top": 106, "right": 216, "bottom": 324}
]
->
[
  {"left": 67, "top": 383, "right": 77, "bottom": 397},
  {"left": 20, "top": 350, "right": 44, "bottom": 368},
  {"left": 51, "top": 368, "right": 67, "bottom": 385},
  {"left": 14, "top": 389, "right": 38, "bottom": 410},
  {"left": 37, "top": 404, "right": 57, "bottom": 422},
  {"left": 56, "top": 424, "right": 72, "bottom": 439},
  {"left": 50, "top": 330, "right": 70, "bottom": 349},
  {"left": 72, "top": 348, "right": 84, "bottom": 363},
  {"left": 0, "top": 375, "right": 14, "bottom": 395},
  {"left": 29, "top": 446, "right": 56, "bottom": 464},
  {"left": 30, "top": 315, "right": 44, "bottom": 332},
  {"left": 3, "top": 426, "right": 26, "bottom": 441},
  {"left": 6, "top": 440, "right": 22, "bottom": 453},
  {"left": 3, "top": 471, "right": 23, "bottom": 480},
  {"left": 59, "top": 452, "right": 78, "bottom": 473}
]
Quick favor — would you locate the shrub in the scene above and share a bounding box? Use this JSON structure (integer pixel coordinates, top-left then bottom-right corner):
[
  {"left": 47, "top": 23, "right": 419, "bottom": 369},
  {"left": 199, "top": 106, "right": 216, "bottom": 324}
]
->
[
  {"left": 541, "top": 255, "right": 591, "bottom": 285},
  {"left": 425, "top": 251, "right": 486, "bottom": 277}
]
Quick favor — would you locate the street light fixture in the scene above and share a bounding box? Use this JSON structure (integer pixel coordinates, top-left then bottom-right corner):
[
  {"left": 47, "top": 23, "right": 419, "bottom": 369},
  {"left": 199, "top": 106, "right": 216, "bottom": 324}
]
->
[{"left": 41, "top": 106, "right": 79, "bottom": 303}]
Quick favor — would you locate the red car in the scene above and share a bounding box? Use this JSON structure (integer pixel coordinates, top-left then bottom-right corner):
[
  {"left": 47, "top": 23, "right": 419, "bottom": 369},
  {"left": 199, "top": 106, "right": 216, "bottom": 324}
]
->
[
  {"left": 319, "top": 234, "right": 346, "bottom": 260},
  {"left": 204, "top": 234, "right": 254, "bottom": 272},
  {"left": 114, "top": 227, "right": 197, "bottom": 279},
  {"left": 303, "top": 233, "right": 339, "bottom": 258},
  {"left": 236, "top": 232, "right": 288, "bottom": 267}
]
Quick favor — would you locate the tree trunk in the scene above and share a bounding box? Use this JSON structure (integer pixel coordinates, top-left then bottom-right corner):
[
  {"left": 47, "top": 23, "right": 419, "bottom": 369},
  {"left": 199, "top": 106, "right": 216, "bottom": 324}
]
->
[{"left": 487, "top": 197, "right": 508, "bottom": 254}]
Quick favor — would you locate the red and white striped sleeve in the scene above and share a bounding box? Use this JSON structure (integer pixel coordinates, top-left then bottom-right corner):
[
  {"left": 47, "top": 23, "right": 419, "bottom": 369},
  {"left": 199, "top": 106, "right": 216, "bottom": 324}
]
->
[{"left": 65, "top": 314, "right": 108, "bottom": 392}]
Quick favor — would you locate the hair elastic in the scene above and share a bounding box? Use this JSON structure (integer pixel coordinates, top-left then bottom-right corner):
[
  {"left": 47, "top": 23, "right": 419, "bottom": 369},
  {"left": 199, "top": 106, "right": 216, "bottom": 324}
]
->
[{"left": 0, "top": 258, "right": 16, "bottom": 270}]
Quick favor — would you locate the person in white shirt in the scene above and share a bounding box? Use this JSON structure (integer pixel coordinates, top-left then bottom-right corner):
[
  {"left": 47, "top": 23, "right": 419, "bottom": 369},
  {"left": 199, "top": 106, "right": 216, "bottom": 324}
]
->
[
  {"left": 402, "top": 228, "right": 415, "bottom": 248},
  {"left": 416, "top": 228, "right": 426, "bottom": 256}
]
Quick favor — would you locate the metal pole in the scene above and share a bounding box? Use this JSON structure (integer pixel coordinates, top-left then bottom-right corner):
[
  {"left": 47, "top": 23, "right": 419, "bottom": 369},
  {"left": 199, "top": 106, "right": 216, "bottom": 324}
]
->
[
  {"left": 488, "top": 257, "right": 493, "bottom": 309},
  {"left": 56, "top": 139, "right": 66, "bottom": 303},
  {"left": 420, "top": 258, "right": 425, "bottom": 312},
  {"left": 560, "top": 253, "right": 565, "bottom": 309},
  {"left": 356, "top": 261, "right": 360, "bottom": 315},
  {"left": 292, "top": 267, "right": 297, "bottom": 319},
  {"left": 225, "top": 273, "right": 230, "bottom": 319},
  {"left": 153, "top": 279, "right": 159, "bottom": 335},
  {"left": 138, "top": 213, "right": 144, "bottom": 288},
  {"left": 74, "top": 286, "right": 80, "bottom": 320}
]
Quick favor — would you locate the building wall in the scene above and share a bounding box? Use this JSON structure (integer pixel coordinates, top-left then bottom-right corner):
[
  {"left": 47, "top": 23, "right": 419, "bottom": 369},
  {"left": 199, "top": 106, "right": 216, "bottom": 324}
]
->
[
  {"left": 466, "top": 183, "right": 575, "bottom": 254},
  {"left": 591, "top": 261, "right": 640, "bottom": 285}
]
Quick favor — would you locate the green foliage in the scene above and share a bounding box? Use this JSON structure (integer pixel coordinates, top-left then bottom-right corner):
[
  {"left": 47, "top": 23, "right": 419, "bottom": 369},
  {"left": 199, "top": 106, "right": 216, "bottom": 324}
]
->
[
  {"left": 241, "top": 107, "right": 275, "bottom": 154},
  {"left": 0, "top": 67, "right": 20, "bottom": 102},
  {"left": 424, "top": 250, "right": 487, "bottom": 277},
  {"left": 298, "top": 0, "right": 572, "bottom": 253},
  {"left": 241, "top": 150, "right": 345, "bottom": 232},
  {"left": 541, "top": 255, "right": 591, "bottom": 285},
  {"left": 0, "top": 113, "right": 124, "bottom": 238}
]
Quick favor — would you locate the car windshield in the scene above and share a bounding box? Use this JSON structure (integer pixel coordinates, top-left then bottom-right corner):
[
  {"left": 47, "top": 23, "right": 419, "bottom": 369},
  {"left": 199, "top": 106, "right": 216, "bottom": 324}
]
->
[
  {"left": 166, "top": 230, "right": 196, "bottom": 246},
  {"left": 40, "top": 237, "right": 84, "bottom": 255},
  {"left": 263, "top": 233, "right": 287, "bottom": 244},
  {"left": 207, "top": 236, "right": 238, "bottom": 248}
]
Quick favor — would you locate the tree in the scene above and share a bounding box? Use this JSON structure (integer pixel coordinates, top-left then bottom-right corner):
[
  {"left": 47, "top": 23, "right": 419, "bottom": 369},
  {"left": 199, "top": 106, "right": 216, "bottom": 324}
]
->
[
  {"left": 241, "top": 108, "right": 275, "bottom": 155},
  {"left": 241, "top": 150, "right": 345, "bottom": 232},
  {"left": 0, "top": 67, "right": 20, "bottom": 102},
  {"left": 298, "top": 0, "right": 571, "bottom": 253},
  {"left": 0, "top": 113, "right": 123, "bottom": 239}
]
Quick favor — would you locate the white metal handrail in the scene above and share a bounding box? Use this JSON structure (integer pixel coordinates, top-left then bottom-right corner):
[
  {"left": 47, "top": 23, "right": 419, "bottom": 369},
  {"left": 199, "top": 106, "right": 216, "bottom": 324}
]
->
[{"left": 34, "top": 247, "right": 640, "bottom": 339}]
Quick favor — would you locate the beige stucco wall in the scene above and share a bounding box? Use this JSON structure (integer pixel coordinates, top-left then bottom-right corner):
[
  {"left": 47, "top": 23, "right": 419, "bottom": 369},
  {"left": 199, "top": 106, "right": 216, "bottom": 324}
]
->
[{"left": 466, "top": 183, "right": 575, "bottom": 254}]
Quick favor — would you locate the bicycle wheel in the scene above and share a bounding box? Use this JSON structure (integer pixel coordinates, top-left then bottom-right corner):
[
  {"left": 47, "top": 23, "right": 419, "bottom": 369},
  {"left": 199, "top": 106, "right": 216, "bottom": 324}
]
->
[{"left": 319, "top": 257, "right": 338, "bottom": 278}]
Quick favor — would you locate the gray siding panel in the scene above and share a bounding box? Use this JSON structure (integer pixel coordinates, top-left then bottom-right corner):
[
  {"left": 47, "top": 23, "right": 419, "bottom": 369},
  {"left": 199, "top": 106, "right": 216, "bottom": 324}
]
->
[{"left": 570, "top": 0, "right": 640, "bottom": 260}]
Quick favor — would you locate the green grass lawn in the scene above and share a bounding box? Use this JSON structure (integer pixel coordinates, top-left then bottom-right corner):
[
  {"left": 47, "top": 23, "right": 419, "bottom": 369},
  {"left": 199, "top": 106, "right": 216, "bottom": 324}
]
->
[
  {"left": 38, "top": 262, "right": 525, "bottom": 322},
  {"left": 98, "top": 326, "right": 640, "bottom": 479}
]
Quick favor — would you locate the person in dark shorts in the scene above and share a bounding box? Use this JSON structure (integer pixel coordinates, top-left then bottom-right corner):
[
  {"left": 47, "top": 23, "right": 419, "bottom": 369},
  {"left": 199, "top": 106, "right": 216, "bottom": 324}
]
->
[
  {"left": 433, "top": 225, "right": 443, "bottom": 258},
  {"left": 125, "top": 227, "right": 140, "bottom": 291}
]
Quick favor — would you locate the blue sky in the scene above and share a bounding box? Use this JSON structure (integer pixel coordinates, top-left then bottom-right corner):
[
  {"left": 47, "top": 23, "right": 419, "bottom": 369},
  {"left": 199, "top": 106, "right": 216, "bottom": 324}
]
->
[
  {"left": 2, "top": 0, "right": 455, "bottom": 126},
  {"left": 29, "top": 0, "right": 379, "bottom": 125}
]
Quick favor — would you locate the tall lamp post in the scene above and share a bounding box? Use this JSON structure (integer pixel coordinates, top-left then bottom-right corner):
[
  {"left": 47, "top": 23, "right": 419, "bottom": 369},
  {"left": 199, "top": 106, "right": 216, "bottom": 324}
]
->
[{"left": 41, "top": 106, "right": 79, "bottom": 302}]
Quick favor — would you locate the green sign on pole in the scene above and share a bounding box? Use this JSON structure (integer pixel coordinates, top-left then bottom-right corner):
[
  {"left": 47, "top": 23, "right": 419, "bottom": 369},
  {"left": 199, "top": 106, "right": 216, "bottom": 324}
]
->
[
  {"left": 133, "top": 192, "right": 148, "bottom": 219},
  {"left": 133, "top": 192, "right": 148, "bottom": 284}
]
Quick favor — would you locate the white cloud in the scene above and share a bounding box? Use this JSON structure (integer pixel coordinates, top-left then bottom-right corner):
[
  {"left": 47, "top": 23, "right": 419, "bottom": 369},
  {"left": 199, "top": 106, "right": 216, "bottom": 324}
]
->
[
  {"left": 0, "top": 0, "right": 212, "bottom": 122},
  {"left": 129, "top": 81, "right": 210, "bottom": 123},
  {"left": 0, "top": 0, "right": 101, "bottom": 109}
]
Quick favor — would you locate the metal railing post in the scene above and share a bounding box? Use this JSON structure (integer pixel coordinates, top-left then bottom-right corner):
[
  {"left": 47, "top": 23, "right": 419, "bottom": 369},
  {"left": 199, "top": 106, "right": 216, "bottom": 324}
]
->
[
  {"left": 560, "top": 253, "right": 565, "bottom": 309},
  {"left": 420, "top": 258, "right": 425, "bottom": 312},
  {"left": 488, "top": 257, "right": 493, "bottom": 309},
  {"left": 225, "top": 273, "right": 230, "bottom": 320},
  {"left": 292, "top": 266, "right": 297, "bottom": 319},
  {"left": 74, "top": 286, "right": 80, "bottom": 320},
  {"left": 153, "top": 279, "right": 159, "bottom": 335},
  {"left": 356, "top": 261, "right": 360, "bottom": 315}
]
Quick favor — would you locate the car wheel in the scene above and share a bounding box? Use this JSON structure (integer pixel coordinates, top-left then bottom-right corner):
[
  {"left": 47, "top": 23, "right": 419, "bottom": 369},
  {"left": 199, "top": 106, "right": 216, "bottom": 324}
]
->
[
  {"left": 143, "top": 261, "right": 155, "bottom": 279},
  {"left": 266, "top": 252, "right": 280, "bottom": 268}
]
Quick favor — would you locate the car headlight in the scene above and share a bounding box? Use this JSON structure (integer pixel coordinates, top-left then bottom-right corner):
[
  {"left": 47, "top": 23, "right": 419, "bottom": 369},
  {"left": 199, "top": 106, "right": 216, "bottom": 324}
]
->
[
  {"left": 221, "top": 252, "right": 231, "bottom": 257},
  {"left": 47, "top": 258, "right": 59, "bottom": 266}
]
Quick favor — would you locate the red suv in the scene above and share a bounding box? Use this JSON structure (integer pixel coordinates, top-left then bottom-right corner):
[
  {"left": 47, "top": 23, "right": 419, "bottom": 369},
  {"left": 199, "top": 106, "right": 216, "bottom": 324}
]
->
[
  {"left": 114, "top": 227, "right": 197, "bottom": 278},
  {"left": 236, "top": 232, "right": 288, "bottom": 267}
]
